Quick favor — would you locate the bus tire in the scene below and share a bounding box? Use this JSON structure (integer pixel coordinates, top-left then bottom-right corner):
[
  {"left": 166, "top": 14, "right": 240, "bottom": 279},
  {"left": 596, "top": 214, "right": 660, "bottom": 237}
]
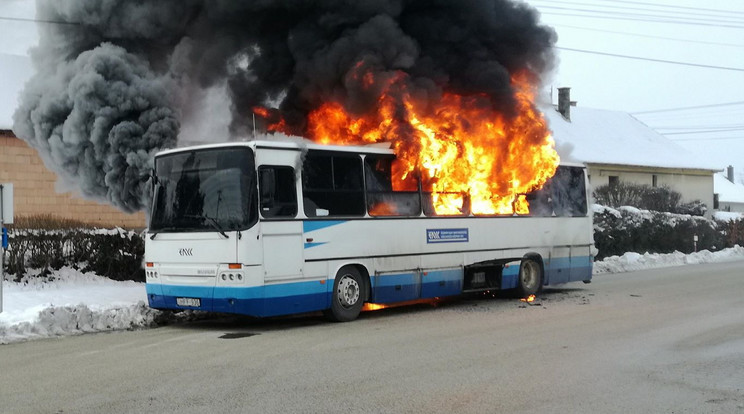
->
[
  {"left": 516, "top": 258, "right": 543, "bottom": 297},
  {"left": 325, "top": 266, "right": 365, "bottom": 322}
]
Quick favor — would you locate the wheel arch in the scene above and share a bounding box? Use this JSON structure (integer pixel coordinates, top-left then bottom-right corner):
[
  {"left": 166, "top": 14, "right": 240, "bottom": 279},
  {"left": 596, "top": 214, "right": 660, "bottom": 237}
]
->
[{"left": 522, "top": 252, "right": 546, "bottom": 281}]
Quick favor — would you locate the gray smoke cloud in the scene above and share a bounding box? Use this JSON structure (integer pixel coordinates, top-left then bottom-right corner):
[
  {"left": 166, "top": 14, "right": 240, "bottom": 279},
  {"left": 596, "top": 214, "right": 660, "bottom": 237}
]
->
[{"left": 13, "top": 0, "right": 556, "bottom": 213}]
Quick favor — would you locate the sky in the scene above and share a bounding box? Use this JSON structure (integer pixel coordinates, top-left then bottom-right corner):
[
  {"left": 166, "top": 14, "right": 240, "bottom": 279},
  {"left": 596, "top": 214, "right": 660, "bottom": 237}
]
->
[
  {"left": 0, "top": 0, "right": 743, "bottom": 182},
  {"left": 526, "top": 0, "right": 744, "bottom": 182}
]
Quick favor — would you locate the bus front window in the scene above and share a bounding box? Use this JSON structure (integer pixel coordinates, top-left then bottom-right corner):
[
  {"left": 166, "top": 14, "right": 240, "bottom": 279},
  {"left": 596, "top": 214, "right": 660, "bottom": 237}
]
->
[{"left": 149, "top": 148, "right": 258, "bottom": 233}]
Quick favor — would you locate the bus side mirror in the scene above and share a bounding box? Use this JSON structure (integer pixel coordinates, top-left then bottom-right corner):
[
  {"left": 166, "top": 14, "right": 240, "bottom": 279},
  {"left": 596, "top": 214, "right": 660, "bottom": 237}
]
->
[{"left": 140, "top": 170, "right": 157, "bottom": 184}]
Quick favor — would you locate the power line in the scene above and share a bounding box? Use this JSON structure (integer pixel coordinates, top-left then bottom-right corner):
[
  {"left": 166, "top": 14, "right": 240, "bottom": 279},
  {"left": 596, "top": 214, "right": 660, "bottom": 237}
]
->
[
  {"left": 591, "top": 0, "right": 744, "bottom": 16},
  {"left": 541, "top": 9, "right": 744, "bottom": 29},
  {"left": 0, "top": 15, "right": 80, "bottom": 26},
  {"left": 655, "top": 124, "right": 744, "bottom": 130},
  {"left": 668, "top": 136, "right": 744, "bottom": 142},
  {"left": 632, "top": 101, "right": 744, "bottom": 115},
  {"left": 556, "top": 47, "right": 744, "bottom": 72},
  {"left": 552, "top": 23, "right": 744, "bottom": 48},
  {"left": 662, "top": 128, "right": 744, "bottom": 135},
  {"left": 533, "top": 0, "right": 744, "bottom": 23}
]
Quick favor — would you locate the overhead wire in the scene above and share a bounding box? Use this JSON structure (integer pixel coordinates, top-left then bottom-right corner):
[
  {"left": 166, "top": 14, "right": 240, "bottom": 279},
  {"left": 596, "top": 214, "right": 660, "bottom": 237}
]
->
[
  {"left": 530, "top": 0, "right": 744, "bottom": 28},
  {"left": 532, "top": 0, "right": 744, "bottom": 19},
  {"left": 632, "top": 101, "right": 744, "bottom": 115},
  {"left": 551, "top": 24, "right": 744, "bottom": 48},
  {"left": 556, "top": 47, "right": 744, "bottom": 71},
  {"left": 0, "top": 15, "right": 80, "bottom": 26}
]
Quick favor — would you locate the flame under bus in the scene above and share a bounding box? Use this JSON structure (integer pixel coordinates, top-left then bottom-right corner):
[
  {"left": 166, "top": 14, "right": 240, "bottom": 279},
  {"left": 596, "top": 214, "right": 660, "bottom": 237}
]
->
[{"left": 145, "top": 140, "right": 593, "bottom": 321}]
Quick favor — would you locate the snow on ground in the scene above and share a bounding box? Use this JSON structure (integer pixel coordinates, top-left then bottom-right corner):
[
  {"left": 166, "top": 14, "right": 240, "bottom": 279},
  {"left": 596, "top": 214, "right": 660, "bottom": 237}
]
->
[
  {"left": 2, "top": 247, "right": 744, "bottom": 344},
  {"left": 593, "top": 245, "right": 744, "bottom": 274}
]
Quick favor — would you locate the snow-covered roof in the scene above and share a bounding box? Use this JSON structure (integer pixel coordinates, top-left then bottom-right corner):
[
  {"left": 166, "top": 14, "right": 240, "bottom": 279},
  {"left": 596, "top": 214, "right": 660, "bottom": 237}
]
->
[
  {"left": 714, "top": 173, "right": 744, "bottom": 203},
  {"left": 545, "top": 105, "right": 720, "bottom": 172},
  {"left": 0, "top": 53, "right": 34, "bottom": 130}
]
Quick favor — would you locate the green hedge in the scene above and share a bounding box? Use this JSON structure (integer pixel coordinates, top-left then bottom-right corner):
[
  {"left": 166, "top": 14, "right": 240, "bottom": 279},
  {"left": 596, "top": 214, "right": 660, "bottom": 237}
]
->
[
  {"left": 593, "top": 205, "right": 741, "bottom": 260},
  {"left": 5, "top": 228, "right": 145, "bottom": 282}
]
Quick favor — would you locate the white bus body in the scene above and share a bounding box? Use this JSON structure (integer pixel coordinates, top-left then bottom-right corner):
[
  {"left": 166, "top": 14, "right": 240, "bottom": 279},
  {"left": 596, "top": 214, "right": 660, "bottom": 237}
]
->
[{"left": 145, "top": 140, "right": 593, "bottom": 321}]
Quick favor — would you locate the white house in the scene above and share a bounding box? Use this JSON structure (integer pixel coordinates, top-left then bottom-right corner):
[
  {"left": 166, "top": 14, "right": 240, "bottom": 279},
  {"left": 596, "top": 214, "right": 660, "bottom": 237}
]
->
[
  {"left": 714, "top": 169, "right": 744, "bottom": 213},
  {"left": 546, "top": 88, "right": 721, "bottom": 213}
]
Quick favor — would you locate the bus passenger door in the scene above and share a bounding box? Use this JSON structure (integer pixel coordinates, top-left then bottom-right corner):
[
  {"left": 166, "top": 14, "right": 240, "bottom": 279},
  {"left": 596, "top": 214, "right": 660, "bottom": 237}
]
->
[
  {"left": 258, "top": 166, "right": 304, "bottom": 281},
  {"left": 261, "top": 221, "right": 304, "bottom": 280}
]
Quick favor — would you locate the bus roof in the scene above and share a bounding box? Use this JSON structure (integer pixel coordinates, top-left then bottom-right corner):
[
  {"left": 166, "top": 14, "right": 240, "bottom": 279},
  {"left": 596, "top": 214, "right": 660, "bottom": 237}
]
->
[
  {"left": 155, "top": 137, "right": 395, "bottom": 158},
  {"left": 155, "top": 136, "right": 586, "bottom": 168}
]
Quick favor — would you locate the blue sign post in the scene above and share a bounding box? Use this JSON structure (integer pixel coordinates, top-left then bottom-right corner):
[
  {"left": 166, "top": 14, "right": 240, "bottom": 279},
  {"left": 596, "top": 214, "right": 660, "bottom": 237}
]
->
[{"left": 0, "top": 183, "right": 14, "bottom": 314}]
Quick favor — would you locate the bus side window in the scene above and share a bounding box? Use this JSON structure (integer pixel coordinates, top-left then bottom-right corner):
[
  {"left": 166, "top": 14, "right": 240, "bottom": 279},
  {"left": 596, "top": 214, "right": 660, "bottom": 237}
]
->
[
  {"left": 551, "top": 166, "right": 588, "bottom": 217},
  {"left": 526, "top": 184, "right": 553, "bottom": 217},
  {"left": 364, "top": 156, "right": 421, "bottom": 217},
  {"left": 302, "top": 152, "right": 365, "bottom": 217},
  {"left": 258, "top": 166, "right": 298, "bottom": 218}
]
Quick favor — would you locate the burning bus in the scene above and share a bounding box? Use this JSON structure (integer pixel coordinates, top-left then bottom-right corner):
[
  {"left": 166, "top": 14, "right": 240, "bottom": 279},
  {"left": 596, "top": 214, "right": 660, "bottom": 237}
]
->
[{"left": 144, "top": 137, "right": 593, "bottom": 321}]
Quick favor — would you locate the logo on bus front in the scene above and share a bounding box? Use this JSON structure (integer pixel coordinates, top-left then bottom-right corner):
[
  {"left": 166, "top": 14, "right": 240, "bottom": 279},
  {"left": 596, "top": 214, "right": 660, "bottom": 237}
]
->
[{"left": 426, "top": 228, "right": 469, "bottom": 244}]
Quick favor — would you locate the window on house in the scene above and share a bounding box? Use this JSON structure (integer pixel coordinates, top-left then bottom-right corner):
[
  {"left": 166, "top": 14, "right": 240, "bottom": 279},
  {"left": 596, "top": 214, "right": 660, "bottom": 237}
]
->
[
  {"left": 608, "top": 175, "right": 619, "bottom": 187},
  {"left": 652, "top": 174, "right": 658, "bottom": 188}
]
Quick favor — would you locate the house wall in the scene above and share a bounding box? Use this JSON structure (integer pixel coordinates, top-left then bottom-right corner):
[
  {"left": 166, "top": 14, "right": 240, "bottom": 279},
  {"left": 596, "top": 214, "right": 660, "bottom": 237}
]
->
[
  {"left": 587, "top": 163, "right": 715, "bottom": 212},
  {"left": 718, "top": 201, "right": 744, "bottom": 213},
  {"left": 0, "top": 131, "right": 146, "bottom": 228}
]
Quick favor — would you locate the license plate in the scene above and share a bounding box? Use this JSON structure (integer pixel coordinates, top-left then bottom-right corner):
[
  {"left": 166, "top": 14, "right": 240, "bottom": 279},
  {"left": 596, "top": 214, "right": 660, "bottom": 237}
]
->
[{"left": 176, "top": 297, "right": 201, "bottom": 307}]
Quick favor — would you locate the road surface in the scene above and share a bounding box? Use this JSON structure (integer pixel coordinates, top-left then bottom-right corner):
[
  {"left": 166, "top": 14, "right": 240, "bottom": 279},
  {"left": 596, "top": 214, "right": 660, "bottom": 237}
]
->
[{"left": 1, "top": 261, "right": 743, "bottom": 413}]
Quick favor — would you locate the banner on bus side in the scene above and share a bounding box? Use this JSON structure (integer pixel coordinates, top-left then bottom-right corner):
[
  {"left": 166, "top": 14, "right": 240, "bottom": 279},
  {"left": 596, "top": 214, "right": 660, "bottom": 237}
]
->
[{"left": 426, "top": 228, "right": 469, "bottom": 244}]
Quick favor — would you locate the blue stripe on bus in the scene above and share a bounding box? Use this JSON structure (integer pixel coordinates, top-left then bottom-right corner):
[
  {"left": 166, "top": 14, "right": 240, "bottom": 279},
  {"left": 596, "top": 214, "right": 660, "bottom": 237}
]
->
[
  {"left": 371, "top": 269, "right": 463, "bottom": 303},
  {"left": 545, "top": 256, "right": 593, "bottom": 285},
  {"left": 303, "top": 220, "right": 346, "bottom": 233},
  {"left": 147, "top": 281, "right": 329, "bottom": 318},
  {"left": 304, "top": 242, "right": 328, "bottom": 249},
  {"left": 502, "top": 265, "right": 520, "bottom": 290}
]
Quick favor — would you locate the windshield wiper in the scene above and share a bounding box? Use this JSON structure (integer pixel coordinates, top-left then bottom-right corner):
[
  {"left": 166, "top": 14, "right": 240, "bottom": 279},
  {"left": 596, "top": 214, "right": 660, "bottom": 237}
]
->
[
  {"left": 148, "top": 227, "right": 180, "bottom": 240},
  {"left": 203, "top": 215, "right": 229, "bottom": 239}
]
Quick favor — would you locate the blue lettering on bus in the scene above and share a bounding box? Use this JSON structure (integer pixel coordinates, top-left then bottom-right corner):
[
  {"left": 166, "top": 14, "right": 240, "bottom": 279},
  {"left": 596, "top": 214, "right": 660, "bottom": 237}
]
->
[{"left": 426, "top": 228, "right": 469, "bottom": 243}]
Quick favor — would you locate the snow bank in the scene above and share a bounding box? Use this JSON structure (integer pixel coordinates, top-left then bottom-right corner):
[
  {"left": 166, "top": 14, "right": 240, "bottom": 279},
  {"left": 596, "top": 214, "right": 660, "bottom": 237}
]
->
[
  {"left": 593, "top": 245, "right": 744, "bottom": 274},
  {"left": 714, "top": 211, "right": 744, "bottom": 222},
  {"left": 0, "top": 267, "right": 152, "bottom": 344}
]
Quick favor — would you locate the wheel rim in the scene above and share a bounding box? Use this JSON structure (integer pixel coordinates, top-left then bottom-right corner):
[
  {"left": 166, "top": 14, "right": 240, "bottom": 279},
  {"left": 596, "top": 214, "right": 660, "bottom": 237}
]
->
[
  {"left": 337, "top": 274, "right": 360, "bottom": 308},
  {"left": 520, "top": 261, "right": 539, "bottom": 291}
]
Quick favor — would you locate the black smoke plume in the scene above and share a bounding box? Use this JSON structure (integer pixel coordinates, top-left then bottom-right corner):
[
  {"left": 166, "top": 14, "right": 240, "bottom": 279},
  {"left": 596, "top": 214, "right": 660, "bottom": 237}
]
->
[{"left": 13, "top": 0, "right": 556, "bottom": 213}]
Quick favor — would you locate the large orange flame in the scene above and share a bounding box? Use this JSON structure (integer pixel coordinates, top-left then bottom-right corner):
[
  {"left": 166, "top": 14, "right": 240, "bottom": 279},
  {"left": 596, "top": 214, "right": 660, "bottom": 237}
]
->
[{"left": 257, "top": 65, "right": 558, "bottom": 215}]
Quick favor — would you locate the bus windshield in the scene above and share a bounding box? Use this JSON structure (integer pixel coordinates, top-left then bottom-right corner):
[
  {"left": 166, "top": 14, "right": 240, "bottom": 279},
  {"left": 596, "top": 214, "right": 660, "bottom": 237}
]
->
[{"left": 149, "top": 147, "right": 258, "bottom": 233}]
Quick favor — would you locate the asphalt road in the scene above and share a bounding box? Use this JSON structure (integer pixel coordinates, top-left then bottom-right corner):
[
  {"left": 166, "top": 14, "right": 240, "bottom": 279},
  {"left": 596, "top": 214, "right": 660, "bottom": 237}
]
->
[{"left": 1, "top": 261, "right": 743, "bottom": 414}]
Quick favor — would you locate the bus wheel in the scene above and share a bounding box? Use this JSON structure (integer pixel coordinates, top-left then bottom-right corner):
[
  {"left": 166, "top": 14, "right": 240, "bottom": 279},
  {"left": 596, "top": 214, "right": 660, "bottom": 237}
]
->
[
  {"left": 325, "top": 266, "right": 365, "bottom": 322},
  {"left": 516, "top": 258, "right": 543, "bottom": 297}
]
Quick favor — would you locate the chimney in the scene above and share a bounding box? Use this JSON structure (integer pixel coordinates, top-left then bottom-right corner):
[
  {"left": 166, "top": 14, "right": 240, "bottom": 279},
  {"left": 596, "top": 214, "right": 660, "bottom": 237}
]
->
[
  {"left": 557, "top": 87, "right": 571, "bottom": 121},
  {"left": 727, "top": 165, "right": 735, "bottom": 183}
]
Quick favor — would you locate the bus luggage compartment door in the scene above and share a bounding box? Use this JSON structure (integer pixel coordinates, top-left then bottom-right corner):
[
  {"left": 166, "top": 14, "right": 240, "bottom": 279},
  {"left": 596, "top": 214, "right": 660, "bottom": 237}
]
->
[
  {"left": 261, "top": 221, "right": 304, "bottom": 281},
  {"left": 373, "top": 269, "right": 420, "bottom": 303}
]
